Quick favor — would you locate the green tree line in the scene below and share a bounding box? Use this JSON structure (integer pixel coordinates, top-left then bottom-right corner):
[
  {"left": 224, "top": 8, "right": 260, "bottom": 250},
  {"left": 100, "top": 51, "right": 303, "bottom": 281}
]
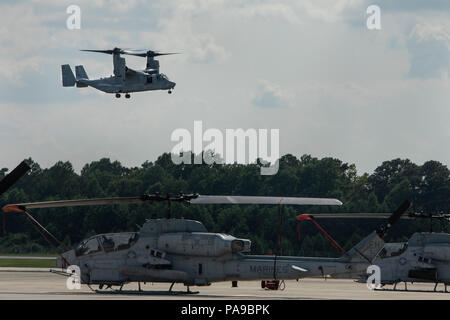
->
[{"left": 0, "top": 154, "right": 449, "bottom": 256}]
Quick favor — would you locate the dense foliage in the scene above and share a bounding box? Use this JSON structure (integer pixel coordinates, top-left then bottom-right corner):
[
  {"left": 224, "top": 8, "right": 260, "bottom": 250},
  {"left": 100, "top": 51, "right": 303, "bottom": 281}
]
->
[{"left": 1, "top": 154, "right": 449, "bottom": 256}]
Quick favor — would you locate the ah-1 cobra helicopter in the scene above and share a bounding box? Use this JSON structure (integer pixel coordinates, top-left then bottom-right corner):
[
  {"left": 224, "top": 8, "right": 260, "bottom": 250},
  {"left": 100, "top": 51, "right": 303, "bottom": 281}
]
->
[
  {"left": 61, "top": 47, "right": 177, "bottom": 98},
  {"left": 2, "top": 193, "right": 410, "bottom": 294},
  {"left": 304, "top": 211, "right": 450, "bottom": 292}
]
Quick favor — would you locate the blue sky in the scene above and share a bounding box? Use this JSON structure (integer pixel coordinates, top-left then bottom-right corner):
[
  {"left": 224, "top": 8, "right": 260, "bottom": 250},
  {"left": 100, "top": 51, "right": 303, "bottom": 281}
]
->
[{"left": 0, "top": 0, "right": 449, "bottom": 175}]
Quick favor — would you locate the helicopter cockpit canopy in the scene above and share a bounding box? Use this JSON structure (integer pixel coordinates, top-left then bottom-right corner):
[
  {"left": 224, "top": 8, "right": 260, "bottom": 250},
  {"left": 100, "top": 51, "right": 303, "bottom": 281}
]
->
[
  {"left": 75, "top": 237, "right": 101, "bottom": 256},
  {"left": 158, "top": 74, "right": 169, "bottom": 80},
  {"left": 75, "top": 232, "right": 139, "bottom": 256}
]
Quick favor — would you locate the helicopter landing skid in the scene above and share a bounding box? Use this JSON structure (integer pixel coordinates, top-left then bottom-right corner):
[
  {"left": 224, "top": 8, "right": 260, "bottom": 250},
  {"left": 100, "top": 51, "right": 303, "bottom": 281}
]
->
[
  {"left": 88, "top": 283, "right": 200, "bottom": 295},
  {"left": 374, "top": 288, "right": 449, "bottom": 293},
  {"left": 374, "top": 282, "right": 448, "bottom": 294},
  {"left": 93, "top": 289, "right": 200, "bottom": 295}
]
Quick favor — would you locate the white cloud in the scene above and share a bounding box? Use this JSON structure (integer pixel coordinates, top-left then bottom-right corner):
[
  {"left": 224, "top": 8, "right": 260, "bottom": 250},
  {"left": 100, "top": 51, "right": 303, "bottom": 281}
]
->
[
  {"left": 1, "top": 0, "right": 450, "bottom": 177},
  {"left": 295, "top": 0, "right": 363, "bottom": 23},
  {"left": 252, "top": 80, "right": 293, "bottom": 108},
  {"left": 140, "top": 1, "right": 229, "bottom": 63},
  {"left": 0, "top": 4, "right": 49, "bottom": 82},
  {"left": 140, "top": 20, "right": 229, "bottom": 63},
  {"left": 409, "top": 20, "right": 450, "bottom": 42},
  {"left": 237, "top": 3, "right": 302, "bottom": 25},
  {"left": 407, "top": 19, "right": 450, "bottom": 78}
]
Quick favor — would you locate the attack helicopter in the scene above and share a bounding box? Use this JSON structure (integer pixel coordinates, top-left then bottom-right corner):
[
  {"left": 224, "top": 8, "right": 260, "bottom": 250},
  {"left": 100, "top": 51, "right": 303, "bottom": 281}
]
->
[
  {"left": 61, "top": 47, "right": 177, "bottom": 98},
  {"left": 301, "top": 211, "right": 450, "bottom": 292},
  {"left": 2, "top": 194, "right": 410, "bottom": 294},
  {"left": 372, "top": 230, "right": 450, "bottom": 292}
]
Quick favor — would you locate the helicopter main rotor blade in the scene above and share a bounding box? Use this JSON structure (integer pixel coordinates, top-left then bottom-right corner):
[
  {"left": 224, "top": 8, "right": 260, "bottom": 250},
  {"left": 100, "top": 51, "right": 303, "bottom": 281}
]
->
[
  {"left": 307, "top": 201, "right": 412, "bottom": 221},
  {"left": 0, "top": 161, "right": 30, "bottom": 196},
  {"left": 149, "top": 52, "right": 179, "bottom": 57},
  {"left": 305, "top": 213, "right": 403, "bottom": 219},
  {"left": 80, "top": 48, "right": 179, "bottom": 59},
  {"left": 306, "top": 213, "right": 425, "bottom": 220},
  {"left": 81, "top": 47, "right": 125, "bottom": 55},
  {"left": 191, "top": 195, "right": 342, "bottom": 206},
  {"left": 80, "top": 49, "right": 115, "bottom": 55},
  {"left": 2, "top": 196, "right": 145, "bottom": 212},
  {"left": 2, "top": 194, "right": 342, "bottom": 213},
  {"left": 121, "top": 50, "right": 179, "bottom": 58}
]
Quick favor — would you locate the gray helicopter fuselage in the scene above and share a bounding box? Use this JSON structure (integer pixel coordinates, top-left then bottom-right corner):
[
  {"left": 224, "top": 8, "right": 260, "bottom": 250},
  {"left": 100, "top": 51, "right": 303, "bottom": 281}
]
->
[
  {"left": 370, "top": 232, "right": 450, "bottom": 285},
  {"left": 57, "top": 218, "right": 383, "bottom": 287}
]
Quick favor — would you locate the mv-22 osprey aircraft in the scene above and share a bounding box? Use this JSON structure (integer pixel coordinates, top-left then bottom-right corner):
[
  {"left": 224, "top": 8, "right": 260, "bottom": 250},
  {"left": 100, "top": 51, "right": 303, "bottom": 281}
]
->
[
  {"left": 2, "top": 194, "right": 411, "bottom": 294},
  {"left": 61, "top": 48, "right": 177, "bottom": 98}
]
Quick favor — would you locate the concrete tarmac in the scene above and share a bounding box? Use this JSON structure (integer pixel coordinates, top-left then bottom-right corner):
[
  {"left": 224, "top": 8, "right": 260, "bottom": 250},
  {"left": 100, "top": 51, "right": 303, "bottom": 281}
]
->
[{"left": 0, "top": 271, "right": 448, "bottom": 300}]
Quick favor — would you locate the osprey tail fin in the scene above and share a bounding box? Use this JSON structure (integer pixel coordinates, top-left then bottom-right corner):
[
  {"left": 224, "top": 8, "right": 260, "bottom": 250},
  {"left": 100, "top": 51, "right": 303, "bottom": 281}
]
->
[
  {"left": 61, "top": 64, "right": 76, "bottom": 87},
  {"left": 75, "top": 65, "right": 88, "bottom": 80}
]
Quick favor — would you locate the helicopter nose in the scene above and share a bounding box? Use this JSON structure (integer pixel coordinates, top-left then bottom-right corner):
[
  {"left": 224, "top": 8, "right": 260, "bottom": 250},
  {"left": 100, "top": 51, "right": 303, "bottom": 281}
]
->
[{"left": 57, "top": 249, "right": 76, "bottom": 268}]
